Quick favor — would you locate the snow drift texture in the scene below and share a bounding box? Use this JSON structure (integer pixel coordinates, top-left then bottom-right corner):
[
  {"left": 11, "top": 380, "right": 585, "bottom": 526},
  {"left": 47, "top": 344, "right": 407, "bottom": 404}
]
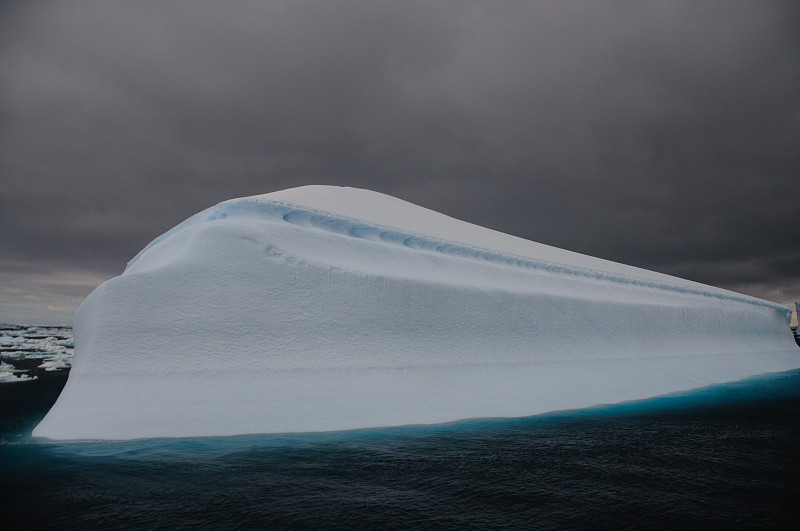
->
[{"left": 35, "top": 186, "right": 799, "bottom": 440}]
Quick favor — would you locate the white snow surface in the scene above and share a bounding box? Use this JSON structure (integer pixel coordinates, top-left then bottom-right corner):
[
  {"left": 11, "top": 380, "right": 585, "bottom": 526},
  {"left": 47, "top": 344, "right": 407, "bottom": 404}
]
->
[{"left": 34, "top": 186, "right": 800, "bottom": 440}]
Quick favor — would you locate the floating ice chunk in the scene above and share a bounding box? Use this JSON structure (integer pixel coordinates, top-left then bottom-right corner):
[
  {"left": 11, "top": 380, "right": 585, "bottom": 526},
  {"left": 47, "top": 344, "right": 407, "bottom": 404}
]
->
[
  {"left": 38, "top": 356, "right": 71, "bottom": 371},
  {"left": 33, "top": 186, "right": 800, "bottom": 440},
  {"left": 0, "top": 327, "right": 73, "bottom": 369},
  {"left": 0, "top": 335, "right": 26, "bottom": 346},
  {"left": 0, "top": 361, "right": 36, "bottom": 383}
]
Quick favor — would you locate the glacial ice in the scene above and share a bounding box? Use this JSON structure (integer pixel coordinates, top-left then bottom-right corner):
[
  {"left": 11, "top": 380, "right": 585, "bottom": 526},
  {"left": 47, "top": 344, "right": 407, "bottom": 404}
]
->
[{"left": 33, "top": 186, "right": 800, "bottom": 440}]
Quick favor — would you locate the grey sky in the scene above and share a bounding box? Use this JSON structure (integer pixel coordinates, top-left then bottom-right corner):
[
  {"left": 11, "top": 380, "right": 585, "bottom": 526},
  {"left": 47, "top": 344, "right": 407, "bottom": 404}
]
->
[{"left": 1, "top": 0, "right": 799, "bottom": 325}]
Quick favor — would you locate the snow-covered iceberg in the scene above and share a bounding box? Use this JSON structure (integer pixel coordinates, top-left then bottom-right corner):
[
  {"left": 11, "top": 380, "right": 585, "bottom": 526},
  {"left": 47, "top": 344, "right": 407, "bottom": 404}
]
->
[{"left": 34, "top": 186, "right": 799, "bottom": 440}]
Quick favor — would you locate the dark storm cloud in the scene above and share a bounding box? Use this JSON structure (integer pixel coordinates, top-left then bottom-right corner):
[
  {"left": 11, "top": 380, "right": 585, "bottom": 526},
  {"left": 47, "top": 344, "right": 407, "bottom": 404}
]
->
[{"left": 1, "top": 0, "right": 799, "bottom": 323}]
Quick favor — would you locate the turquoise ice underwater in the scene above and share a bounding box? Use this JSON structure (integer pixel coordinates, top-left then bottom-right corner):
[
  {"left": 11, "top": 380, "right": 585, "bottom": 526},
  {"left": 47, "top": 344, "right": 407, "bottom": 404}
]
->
[
  {"left": 2, "top": 307, "right": 800, "bottom": 527},
  {"left": 2, "top": 332, "right": 800, "bottom": 528}
]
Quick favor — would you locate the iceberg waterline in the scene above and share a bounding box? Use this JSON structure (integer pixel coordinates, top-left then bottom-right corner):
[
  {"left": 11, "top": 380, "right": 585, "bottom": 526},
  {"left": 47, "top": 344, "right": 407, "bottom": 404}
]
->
[{"left": 34, "top": 186, "right": 799, "bottom": 440}]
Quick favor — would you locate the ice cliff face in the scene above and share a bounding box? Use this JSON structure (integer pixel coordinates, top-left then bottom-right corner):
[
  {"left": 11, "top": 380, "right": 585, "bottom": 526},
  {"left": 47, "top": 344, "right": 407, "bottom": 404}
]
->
[{"left": 34, "top": 186, "right": 799, "bottom": 440}]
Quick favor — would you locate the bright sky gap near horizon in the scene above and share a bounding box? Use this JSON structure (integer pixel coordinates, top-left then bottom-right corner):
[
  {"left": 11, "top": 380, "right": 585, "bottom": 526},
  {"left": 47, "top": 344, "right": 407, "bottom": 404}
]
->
[{"left": 1, "top": 1, "right": 799, "bottom": 326}]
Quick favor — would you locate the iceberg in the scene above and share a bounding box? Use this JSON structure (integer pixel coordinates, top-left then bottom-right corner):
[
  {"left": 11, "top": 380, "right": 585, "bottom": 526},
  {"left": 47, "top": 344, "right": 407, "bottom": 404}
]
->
[{"left": 34, "top": 186, "right": 799, "bottom": 440}]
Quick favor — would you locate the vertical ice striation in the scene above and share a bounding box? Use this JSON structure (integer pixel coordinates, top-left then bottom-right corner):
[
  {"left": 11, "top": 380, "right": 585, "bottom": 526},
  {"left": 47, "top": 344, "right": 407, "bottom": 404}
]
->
[{"left": 33, "top": 186, "right": 800, "bottom": 440}]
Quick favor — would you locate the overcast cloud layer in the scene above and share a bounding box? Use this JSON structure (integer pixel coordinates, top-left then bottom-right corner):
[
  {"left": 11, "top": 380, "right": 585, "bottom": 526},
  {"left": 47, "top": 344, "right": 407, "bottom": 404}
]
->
[{"left": 1, "top": 0, "right": 799, "bottom": 325}]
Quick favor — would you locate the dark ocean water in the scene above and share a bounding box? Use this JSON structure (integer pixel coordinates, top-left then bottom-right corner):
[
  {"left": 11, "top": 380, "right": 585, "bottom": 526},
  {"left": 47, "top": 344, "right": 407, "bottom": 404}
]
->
[{"left": 3, "top": 352, "right": 800, "bottom": 529}]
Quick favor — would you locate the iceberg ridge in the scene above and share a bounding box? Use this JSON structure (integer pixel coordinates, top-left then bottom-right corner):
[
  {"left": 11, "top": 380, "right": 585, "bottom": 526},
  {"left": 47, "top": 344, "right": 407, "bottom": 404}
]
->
[{"left": 130, "top": 198, "right": 787, "bottom": 313}]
